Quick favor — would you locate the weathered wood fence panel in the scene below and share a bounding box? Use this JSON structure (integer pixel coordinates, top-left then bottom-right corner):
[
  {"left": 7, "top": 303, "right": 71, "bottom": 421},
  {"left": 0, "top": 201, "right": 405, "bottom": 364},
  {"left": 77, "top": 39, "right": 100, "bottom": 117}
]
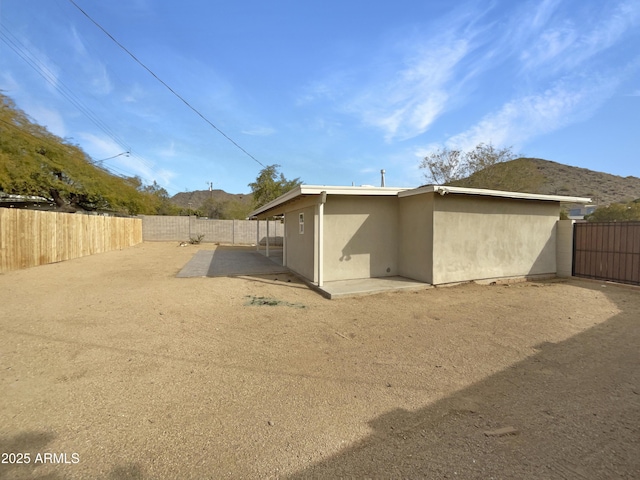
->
[
  {"left": 573, "top": 221, "right": 640, "bottom": 286},
  {"left": 0, "top": 208, "right": 143, "bottom": 272}
]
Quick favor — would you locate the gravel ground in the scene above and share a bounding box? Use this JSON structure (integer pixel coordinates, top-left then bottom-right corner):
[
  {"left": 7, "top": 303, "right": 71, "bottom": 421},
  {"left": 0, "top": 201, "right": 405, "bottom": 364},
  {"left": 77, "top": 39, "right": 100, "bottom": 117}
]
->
[{"left": 0, "top": 242, "right": 638, "bottom": 479}]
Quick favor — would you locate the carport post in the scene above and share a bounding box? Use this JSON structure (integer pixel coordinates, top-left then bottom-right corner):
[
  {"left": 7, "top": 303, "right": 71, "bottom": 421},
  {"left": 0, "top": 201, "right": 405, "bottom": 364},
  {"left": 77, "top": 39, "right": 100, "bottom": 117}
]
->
[
  {"left": 282, "top": 216, "right": 287, "bottom": 267},
  {"left": 266, "top": 218, "right": 270, "bottom": 257},
  {"left": 256, "top": 219, "right": 259, "bottom": 251},
  {"left": 318, "top": 191, "right": 326, "bottom": 287}
]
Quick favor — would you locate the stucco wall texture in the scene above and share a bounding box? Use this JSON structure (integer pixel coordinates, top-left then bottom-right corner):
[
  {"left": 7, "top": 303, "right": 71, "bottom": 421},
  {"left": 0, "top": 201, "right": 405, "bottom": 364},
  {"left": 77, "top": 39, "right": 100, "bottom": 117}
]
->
[
  {"left": 284, "top": 205, "right": 316, "bottom": 282},
  {"left": 322, "top": 196, "right": 399, "bottom": 282},
  {"left": 278, "top": 191, "right": 564, "bottom": 286},
  {"left": 398, "top": 194, "right": 434, "bottom": 283},
  {"left": 431, "top": 194, "right": 559, "bottom": 284},
  {"left": 556, "top": 219, "right": 575, "bottom": 278}
]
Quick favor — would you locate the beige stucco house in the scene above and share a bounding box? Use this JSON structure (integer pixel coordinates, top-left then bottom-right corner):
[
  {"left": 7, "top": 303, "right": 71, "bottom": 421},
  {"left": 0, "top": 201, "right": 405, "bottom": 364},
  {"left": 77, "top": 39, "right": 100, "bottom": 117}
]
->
[{"left": 249, "top": 185, "right": 590, "bottom": 288}]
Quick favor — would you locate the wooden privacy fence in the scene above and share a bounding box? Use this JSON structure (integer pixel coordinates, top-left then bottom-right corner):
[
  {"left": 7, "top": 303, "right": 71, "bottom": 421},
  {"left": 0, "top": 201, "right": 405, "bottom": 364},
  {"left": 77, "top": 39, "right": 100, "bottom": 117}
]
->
[
  {"left": 573, "top": 221, "right": 640, "bottom": 286},
  {"left": 0, "top": 208, "right": 143, "bottom": 273}
]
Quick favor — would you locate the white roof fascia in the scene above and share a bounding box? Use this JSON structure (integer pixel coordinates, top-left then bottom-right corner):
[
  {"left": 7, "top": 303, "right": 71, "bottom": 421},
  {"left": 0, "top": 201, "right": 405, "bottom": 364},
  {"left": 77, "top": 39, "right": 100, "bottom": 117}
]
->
[
  {"left": 398, "top": 185, "right": 592, "bottom": 204},
  {"left": 302, "top": 185, "right": 409, "bottom": 196},
  {"left": 248, "top": 185, "right": 411, "bottom": 218},
  {"left": 248, "top": 185, "right": 303, "bottom": 218}
]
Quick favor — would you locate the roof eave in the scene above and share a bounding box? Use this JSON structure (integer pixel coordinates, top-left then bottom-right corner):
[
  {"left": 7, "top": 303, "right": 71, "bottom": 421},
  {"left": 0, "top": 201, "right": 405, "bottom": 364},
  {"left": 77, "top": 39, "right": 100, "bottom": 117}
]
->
[
  {"left": 248, "top": 185, "right": 411, "bottom": 218},
  {"left": 398, "top": 185, "right": 592, "bottom": 203}
]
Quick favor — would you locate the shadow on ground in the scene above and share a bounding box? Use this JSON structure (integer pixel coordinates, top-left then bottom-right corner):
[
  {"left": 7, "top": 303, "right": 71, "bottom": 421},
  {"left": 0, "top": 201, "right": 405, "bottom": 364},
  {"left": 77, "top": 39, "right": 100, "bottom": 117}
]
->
[
  {"left": 0, "top": 432, "right": 144, "bottom": 480},
  {"left": 0, "top": 431, "right": 57, "bottom": 479},
  {"left": 287, "top": 282, "right": 640, "bottom": 479},
  {"left": 177, "top": 245, "right": 287, "bottom": 278}
]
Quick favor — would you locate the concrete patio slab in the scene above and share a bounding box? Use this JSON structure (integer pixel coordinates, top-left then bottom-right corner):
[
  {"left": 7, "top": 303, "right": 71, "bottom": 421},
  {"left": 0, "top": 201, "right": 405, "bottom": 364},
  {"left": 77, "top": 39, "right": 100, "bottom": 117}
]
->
[
  {"left": 178, "top": 246, "right": 430, "bottom": 298},
  {"left": 177, "top": 246, "right": 288, "bottom": 278},
  {"left": 315, "top": 276, "right": 431, "bottom": 299}
]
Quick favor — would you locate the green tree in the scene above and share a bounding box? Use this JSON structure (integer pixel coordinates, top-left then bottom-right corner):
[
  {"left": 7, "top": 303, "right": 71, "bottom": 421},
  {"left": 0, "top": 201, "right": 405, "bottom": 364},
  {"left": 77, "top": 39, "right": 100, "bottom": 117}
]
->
[
  {"left": 420, "top": 143, "right": 517, "bottom": 185},
  {"left": 0, "top": 92, "right": 168, "bottom": 215},
  {"left": 248, "top": 164, "right": 301, "bottom": 208},
  {"left": 465, "top": 143, "right": 517, "bottom": 175},
  {"left": 140, "top": 180, "right": 178, "bottom": 215},
  {"left": 419, "top": 147, "right": 466, "bottom": 184},
  {"left": 585, "top": 202, "right": 640, "bottom": 222},
  {"left": 201, "top": 197, "right": 226, "bottom": 219},
  {"left": 223, "top": 199, "right": 253, "bottom": 219}
]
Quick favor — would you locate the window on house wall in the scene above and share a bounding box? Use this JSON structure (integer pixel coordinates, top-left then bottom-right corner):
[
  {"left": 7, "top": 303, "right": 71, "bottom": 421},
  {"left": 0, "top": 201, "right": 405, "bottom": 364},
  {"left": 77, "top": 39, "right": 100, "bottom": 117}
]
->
[{"left": 299, "top": 213, "right": 304, "bottom": 234}]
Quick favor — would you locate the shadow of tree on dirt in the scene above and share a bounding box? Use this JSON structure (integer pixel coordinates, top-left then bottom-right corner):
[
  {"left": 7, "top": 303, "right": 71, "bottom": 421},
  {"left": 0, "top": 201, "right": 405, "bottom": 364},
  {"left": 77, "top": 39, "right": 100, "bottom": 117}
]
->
[
  {"left": 108, "top": 463, "right": 144, "bottom": 479},
  {"left": 0, "top": 430, "right": 145, "bottom": 480},
  {"left": 287, "top": 282, "right": 640, "bottom": 479},
  {"left": 0, "top": 431, "right": 58, "bottom": 479}
]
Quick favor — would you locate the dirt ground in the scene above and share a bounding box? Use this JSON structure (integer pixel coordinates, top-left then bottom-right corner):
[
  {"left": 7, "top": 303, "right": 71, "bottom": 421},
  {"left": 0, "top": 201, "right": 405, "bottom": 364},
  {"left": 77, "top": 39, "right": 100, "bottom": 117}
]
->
[{"left": 0, "top": 242, "right": 638, "bottom": 479}]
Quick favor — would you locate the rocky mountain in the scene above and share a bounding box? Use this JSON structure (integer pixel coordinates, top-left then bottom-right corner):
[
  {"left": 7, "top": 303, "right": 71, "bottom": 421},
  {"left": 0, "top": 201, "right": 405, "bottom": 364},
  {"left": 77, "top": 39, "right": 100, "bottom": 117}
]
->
[
  {"left": 170, "top": 158, "right": 640, "bottom": 215},
  {"left": 170, "top": 189, "right": 252, "bottom": 210},
  {"left": 450, "top": 158, "right": 640, "bottom": 205}
]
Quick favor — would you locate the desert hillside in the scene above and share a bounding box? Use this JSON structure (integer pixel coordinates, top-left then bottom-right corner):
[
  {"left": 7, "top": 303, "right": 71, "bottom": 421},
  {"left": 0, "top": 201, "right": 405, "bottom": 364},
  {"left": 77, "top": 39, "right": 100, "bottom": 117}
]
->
[
  {"left": 170, "top": 189, "right": 252, "bottom": 210},
  {"left": 450, "top": 158, "right": 640, "bottom": 205}
]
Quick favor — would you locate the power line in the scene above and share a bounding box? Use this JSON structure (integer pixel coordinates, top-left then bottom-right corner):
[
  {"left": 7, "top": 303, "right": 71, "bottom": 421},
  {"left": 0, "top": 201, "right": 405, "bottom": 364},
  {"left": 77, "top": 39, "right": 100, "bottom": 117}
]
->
[
  {"left": 0, "top": 116, "right": 119, "bottom": 175},
  {"left": 0, "top": 23, "right": 181, "bottom": 192},
  {"left": 68, "top": 0, "right": 265, "bottom": 168},
  {"left": 0, "top": 115, "right": 178, "bottom": 196},
  {"left": 0, "top": 24, "right": 131, "bottom": 155}
]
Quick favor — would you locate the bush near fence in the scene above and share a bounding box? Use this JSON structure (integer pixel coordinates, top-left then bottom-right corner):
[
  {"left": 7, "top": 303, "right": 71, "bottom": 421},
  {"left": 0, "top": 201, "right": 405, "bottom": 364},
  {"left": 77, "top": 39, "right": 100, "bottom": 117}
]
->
[
  {"left": 140, "top": 215, "right": 283, "bottom": 245},
  {"left": 0, "top": 208, "right": 142, "bottom": 272}
]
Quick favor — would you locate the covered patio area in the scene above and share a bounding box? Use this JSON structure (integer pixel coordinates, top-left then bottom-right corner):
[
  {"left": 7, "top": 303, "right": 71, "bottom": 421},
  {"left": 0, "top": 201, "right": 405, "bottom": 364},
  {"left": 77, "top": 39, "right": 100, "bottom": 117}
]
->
[
  {"left": 314, "top": 276, "right": 431, "bottom": 299},
  {"left": 177, "top": 245, "right": 430, "bottom": 298}
]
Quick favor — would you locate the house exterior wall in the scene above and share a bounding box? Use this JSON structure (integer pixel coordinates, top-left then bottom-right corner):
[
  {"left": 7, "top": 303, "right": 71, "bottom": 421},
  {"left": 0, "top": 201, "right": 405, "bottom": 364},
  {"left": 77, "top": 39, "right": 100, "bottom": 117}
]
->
[
  {"left": 431, "top": 194, "right": 559, "bottom": 284},
  {"left": 398, "top": 193, "right": 434, "bottom": 283},
  {"left": 322, "top": 196, "right": 399, "bottom": 282},
  {"left": 284, "top": 204, "right": 316, "bottom": 281},
  {"left": 556, "top": 219, "right": 575, "bottom": 277}
]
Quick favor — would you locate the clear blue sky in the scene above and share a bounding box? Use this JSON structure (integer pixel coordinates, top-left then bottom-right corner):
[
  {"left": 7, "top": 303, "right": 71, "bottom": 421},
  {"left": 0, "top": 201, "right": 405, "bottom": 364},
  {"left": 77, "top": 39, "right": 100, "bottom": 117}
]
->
[{"left": 1, "top": 0, "right": 639, "bottom": 195}]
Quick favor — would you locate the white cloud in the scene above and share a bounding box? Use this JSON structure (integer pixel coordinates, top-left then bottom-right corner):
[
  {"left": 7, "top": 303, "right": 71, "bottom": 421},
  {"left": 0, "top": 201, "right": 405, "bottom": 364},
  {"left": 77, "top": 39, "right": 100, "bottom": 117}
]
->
[
  {"left": 63, "top": 26, "right": 113, "bottom": 96},
  {"left": 2, "top": 32, "right": 62, "bottom": 94},
  {"left": 422, "top": 0, "right": 639, "bottom": 155},
  {"left": 157, "top": 141, "right": 177, "bottom": 158},
  {"left": 90, "top": 63, "right": 113, "bottom": 96},
  {"left": 114, "top": 157, "right": 176, "bottom": 186},
  {"left": 444, "top": 75, "right": 620, "bottom": 151},
  {"left": 77, "top": 132, "right": 124, "bottom": 159},
  {"left": 28, "top": 105, "right": 67, "bottom": 138},
  {"left": 0, "top": 72, "right": 21, "bottom": 95},
  {"left": 69, "top": 26, "right": 88, "bottom": 56},
  {"left": 296, "top": 6, "right": 493, "bottom": 143},
  {"left": 519, "top": 0, "right": 640, "bottom": 73},
  {"left": 241, "top": 126, "right": 276, "bottom": 136},
  {"left": 296, "top": 80, "right": 338, "bottom": 106},
  {"left": 78, "top": 132, "right": 177, "bottom": 185},
  {"left": 529, "top": 0, "right": 562, "bottom": 31},
  {"left": 349, "top": 36, "right": 472, "bottom": 142},
  {"left": 520, "top": 24, "right": 578, "bottom": 71}
]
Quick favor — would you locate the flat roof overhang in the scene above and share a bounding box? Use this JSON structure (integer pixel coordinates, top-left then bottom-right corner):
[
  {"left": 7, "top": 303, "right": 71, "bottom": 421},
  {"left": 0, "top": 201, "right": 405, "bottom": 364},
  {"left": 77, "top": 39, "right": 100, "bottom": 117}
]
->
[
  {"left": 399, "top": 185, "right": 592, "bottom": 204},
  {"left": 248, "top": 185, "right": 411, "bottom": 219},
  {"left": 248, "top": 184, "right": 593, "bottom": 219}
]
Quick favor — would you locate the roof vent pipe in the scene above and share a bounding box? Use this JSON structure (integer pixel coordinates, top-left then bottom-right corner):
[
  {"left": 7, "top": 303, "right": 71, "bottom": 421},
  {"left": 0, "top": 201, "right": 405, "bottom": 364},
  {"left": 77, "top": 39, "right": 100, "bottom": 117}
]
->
[{"left": 380, "top": 169, "right": 386, "bottom": 187}]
